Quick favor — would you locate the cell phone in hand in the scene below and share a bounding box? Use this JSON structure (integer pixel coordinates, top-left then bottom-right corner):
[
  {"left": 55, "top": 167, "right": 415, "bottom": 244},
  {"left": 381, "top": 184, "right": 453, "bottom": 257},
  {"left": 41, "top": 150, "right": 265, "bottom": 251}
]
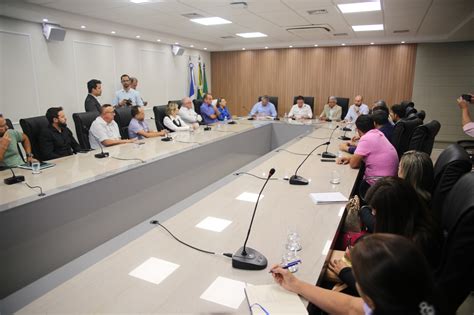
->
[{"left": 461, "top": 94, "right": 472, "bottom": 103}]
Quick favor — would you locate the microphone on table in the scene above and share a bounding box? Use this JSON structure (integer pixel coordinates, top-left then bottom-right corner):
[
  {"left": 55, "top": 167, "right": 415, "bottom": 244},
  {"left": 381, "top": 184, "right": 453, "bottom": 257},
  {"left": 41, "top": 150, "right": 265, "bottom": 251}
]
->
[
  {"left": 3, "top": 166, "right": 25, "bottom": 185},
  {"left": 93, "top": 135, "right": 109, "bottom": 159},
  {"left": 339, "top": 127, "right": 351, "bottom": 141},
  {"left": 289, "top": 142, "right": 330, "bottom": 185},
  {"left": 232, "top": 168, "right": 275, "bottom": 270},
  {"left": 321, "top": 125, "right": 339, "bottom": 159}
]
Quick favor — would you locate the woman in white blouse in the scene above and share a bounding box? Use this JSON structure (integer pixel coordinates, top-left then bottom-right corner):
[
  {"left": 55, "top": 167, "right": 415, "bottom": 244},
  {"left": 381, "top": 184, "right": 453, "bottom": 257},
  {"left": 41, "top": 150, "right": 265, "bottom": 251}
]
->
[{"left": 163, "top": 103, "right": 195, "bottom": 132}]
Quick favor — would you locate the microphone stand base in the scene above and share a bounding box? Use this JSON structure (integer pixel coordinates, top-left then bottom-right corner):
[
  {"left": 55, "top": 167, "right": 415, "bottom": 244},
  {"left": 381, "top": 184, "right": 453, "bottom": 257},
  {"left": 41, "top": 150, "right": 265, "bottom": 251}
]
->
[
  {"left": 232, "top": 247, "right": 267, "bottom": 270},
  {"left": 4, "top": 175, "right": 25, "bottom": 185},
  {"left": 289, "top": 175, "right": 309, "bottom": 185},
  {"left": 94, "top": 152, "right": 109, "bottom": 159},
  {"left": 322, "top": 152, "right": 337, "bottom": 159}
]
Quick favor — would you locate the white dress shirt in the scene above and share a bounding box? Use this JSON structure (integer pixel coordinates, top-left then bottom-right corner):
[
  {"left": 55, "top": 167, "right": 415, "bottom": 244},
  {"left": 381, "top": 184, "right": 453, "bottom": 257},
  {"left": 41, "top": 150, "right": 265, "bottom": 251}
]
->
[
  {"left": 288, "top": 104, "right": 313, "bottom": 119},
  {"left": 344, "top": 104, "right": 369, "bottom": 122},
  {"left": 89, "top": 116, "right": 121, "bottom": 149},
  {"left": 179, "top": 106, "right": 202, "bottom": 124},
  {"left": 163, "top": 115, "right": 190, "bottom": 131}
]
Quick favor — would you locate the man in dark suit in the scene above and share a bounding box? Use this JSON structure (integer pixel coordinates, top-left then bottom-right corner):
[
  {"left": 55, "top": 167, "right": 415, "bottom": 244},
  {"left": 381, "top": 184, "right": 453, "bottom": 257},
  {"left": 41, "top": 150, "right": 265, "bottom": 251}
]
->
[{"left": 85, "top": 79, "right": 102, "bottom": 112}]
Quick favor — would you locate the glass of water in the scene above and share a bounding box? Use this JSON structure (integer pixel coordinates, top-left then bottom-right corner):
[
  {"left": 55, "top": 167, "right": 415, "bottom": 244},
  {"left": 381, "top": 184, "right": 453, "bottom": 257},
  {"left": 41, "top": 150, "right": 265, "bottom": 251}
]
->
[
  {"left": 31, "top": 161, "right": 41, "bottom": 174},
  {"left": 331, "top": 170, "right": 341, "bottom": 184}
]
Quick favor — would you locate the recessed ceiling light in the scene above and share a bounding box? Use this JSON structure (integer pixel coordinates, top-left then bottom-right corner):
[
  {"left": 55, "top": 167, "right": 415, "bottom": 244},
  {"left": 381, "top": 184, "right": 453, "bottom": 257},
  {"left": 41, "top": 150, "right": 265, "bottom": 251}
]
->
[
  {"left": 175, "top": 42, "right": 179, "bottom": 45},
  {"left": 401, "top": 41, "right": 406, "bottom": 43},
  {"left": 236, "top": 32, "right": 267, "bottom": 38},
  {"left": 156, "top": 39, "right": 161, "bottom": 42},
  {"left": 341, "top": 43, "right": 346, "bottom": 46},
  {"left": 190, "top": 17, "right": 232, "bottom": 26},
  {"left": 42, "top": 18, "right": 49, "bottom": 22},
  {"left": 130, "top": 0, "right": 150, "bottom": 3},
  {"left": 204, "top": 47, "right": 208, "bottom": 50},
  {"left": 111, "top": 31, "right": 116, "bottom": 34},
  {"left": 242, "top": 48, "right": 246, "bottom": 50},
  {"left": 314, "top": 44, "right": 318, "bottom": 47},
  {"left": 352, "top": 24, "right": 384, "bottom": 32},
  {"left": 370, "top": 42, "right": 375, "bottom": 45},
  {"left": 136, "top": 35, "right": 141, "bottom": 38},
  {"left": 338, "top": 1, "right": 381, "bottom": 13},
  {"left": 264, "top": 46, "right": 268, "bottom": 49},
  {"left": 190, "top": 44, "right": 194, "bottom": 47},
  {"left": 80, "top": 25, "right": 86, "bottom": 29},
  {"left": 289, "top": 45, "right": 293, "bottom": 48}
]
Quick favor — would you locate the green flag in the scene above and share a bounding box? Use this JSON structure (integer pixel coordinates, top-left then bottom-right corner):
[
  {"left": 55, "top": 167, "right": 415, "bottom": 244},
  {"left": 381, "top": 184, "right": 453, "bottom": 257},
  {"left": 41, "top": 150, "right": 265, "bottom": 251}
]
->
[
  {"left": 203, "top": 63, "right": 208, "bottom": 94},
  {"left": 197, "top": 62, "right": 203, "bottom": 99}
]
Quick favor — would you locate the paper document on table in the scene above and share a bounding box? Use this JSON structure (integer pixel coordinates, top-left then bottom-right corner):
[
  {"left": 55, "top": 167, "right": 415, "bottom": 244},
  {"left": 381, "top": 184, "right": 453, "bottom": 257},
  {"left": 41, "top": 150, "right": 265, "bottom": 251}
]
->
[
  {"left": 309, "top": 192, "right": 348, "bottom": 204},
  {"left": 245, "top": 284, "right": 308, "bottom": 315}
]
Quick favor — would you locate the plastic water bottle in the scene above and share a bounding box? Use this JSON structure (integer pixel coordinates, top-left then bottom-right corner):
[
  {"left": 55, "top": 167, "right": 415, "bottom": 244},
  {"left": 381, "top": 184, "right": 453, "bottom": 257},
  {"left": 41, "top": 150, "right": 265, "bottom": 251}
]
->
[{"left": 224, "top": 116, "right": 228, "bottom": 124}]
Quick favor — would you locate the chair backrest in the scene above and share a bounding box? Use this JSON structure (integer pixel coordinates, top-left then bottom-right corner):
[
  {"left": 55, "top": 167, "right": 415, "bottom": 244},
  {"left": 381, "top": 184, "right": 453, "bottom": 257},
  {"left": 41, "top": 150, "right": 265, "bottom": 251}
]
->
[
  {"left": 193, "top": 99, "right": 203, "bottom": 116},
  {"left": 390, "top": 118, "right": 423, "bottom": 157},
  {"left": 292, "top": 96, "right": 314, "bottom": 112},
  {"left": 19, "top": 116, "right": 49, "bottom": 160},
  {"left": 407, "top": 120, "right": 441, "bottom": 155},
  {"left": 6, "top": 118, "right": 14, "bottom": 130},
  {"left": 114, "top": 107, "right": 133, "bottom": 139},
  {"left": 335, "top": 97, "right": 350, "bottom": 120},
  {"left": 258, "top": 96, "right": 279, "bottom": 112},
  {"left": 436, "top": 172, "right": 474, "bottom": 314},
  {"left": 168, "top": 100, "right": 182, "bottom": 107},
  {"left": 153, "top": 105, "right": 167, "bottom": 131},
  {"left": 432, "top": 143, "right": 472, "bottom": 220},
  {"left": 72, "top": 112, "right": 99, "bottom": 150},
  {"left": 457, "top": 140, "right": 474, "bottom": 164}
]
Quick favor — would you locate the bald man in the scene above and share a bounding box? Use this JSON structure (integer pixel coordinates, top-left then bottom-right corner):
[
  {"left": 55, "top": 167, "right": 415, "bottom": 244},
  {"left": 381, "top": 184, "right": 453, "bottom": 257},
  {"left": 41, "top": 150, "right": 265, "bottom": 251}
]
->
[
  {"left": 344, "top": 95, "right": 369, "bottom": 122},
  {"left": 179, "top": 97, "right": 202, "bottom": 125}
]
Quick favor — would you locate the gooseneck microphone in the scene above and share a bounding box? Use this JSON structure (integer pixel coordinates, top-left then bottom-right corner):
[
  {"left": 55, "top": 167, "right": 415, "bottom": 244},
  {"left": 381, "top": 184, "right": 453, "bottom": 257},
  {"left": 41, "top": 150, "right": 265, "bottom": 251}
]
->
[
  {"left": 339, "top": 126, "right": 351, "bottom": 141},
  {"left": 321, "top": 125, "right": 339, "bottom": 159},
  {"left": 289, "top": 142, "right": 330, "bottom": 185},
  {"left": 232, "top": 168, "right": 275, "bottom": 270},
  {"left": 93, "top": 134, "right": 109, "bottom": 158},
  {"left": 3, "top": 166, "right": 25, "bottom": 185}
]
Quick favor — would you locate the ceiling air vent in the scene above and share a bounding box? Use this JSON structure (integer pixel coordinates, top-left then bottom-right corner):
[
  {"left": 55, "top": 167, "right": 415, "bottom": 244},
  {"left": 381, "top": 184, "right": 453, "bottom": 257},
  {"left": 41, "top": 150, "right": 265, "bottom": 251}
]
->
[
  {"left": 221, "top": 35, "right": 235, "bottom": 39},
  {"left": 307, "top": 9, "right": 328, "bottom": 15},
  {"left": 333, "top": 33, "right": 348, "bottom": 36},
  {"left": 393, "top": 29, "right": 409, "bottom": 33},
  {"left": 181, "top": 13, "right": 204, "bottom": 19}
]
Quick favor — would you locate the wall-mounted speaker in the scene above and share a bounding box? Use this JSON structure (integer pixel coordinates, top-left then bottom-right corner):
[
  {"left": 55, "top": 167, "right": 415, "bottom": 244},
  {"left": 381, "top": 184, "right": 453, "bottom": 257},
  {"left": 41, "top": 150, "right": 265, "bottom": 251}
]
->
[
  {"left": 171, "top": 45, "right": 185, "bottom": 56},
  {"left": 42, "top": 23, "right": 66, "bottom": 41}
]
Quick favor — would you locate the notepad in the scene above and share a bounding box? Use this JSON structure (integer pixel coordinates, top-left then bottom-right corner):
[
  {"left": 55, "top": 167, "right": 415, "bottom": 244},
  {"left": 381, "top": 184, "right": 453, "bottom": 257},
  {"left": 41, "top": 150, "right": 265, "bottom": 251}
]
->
[
  {"left": 309, "top": 192, "right": 348, "bottom": 204},
  {"left": 245, "top": 284, "right": 308, "bottom": 315}
]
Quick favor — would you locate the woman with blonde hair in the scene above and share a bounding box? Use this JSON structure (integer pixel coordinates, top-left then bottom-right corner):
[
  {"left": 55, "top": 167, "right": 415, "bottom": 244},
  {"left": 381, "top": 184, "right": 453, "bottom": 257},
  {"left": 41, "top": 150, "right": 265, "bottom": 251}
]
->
[
  {"left": 398, "top": 150, "right": 434, "bottom": 205},
  {"left": 163, "top": 102, "right": 193, "bottom": 132}
]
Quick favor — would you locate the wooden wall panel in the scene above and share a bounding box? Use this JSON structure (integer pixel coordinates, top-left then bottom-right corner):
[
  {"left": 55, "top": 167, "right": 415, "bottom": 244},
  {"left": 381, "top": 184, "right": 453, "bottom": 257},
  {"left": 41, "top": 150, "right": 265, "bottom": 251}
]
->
[{"left": 211, "top": 44, "right": 417, "bottom": 117}]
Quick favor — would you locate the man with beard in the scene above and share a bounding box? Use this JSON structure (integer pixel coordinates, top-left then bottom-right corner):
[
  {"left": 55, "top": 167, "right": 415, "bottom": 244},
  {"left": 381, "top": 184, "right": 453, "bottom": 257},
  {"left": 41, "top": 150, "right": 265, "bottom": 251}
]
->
[
  {"left": 112, "top": 74, "right": 143, "bottom": 107},
  {"left": 39, "top": 107, "right": 81, "bottom": 160},
  {"left": 0, "top": 114, "right": 35, "bottom": 167}
]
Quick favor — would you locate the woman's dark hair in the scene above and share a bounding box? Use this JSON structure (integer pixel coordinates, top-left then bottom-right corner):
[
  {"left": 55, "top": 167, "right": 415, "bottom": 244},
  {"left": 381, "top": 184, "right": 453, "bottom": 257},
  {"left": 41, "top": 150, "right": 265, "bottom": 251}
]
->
[
  {"left": 45, "top": 107, "right": 63, "bottom": 124},
  {"left": 296, "top": 95, "right": 304, "bottom": 101},
  {"left": 87, "top": 79, "right": 101, "bottom": 93},
  {"left": 131, "top": 105, "right": 141, "bottom": 117},
  {"left": 390, "top": 104, "right": 406, "bottom": 118},
  {"left": 371, "top": 110, "right": 389, "bottom": 126},
  {"left": 355, "top": 115, "right": 374, "bottom": 133},
  {"left": 351, "top": 233, "right": 439, "bottom": 315},
  {"left": 365, "top": 177, "right": 438, "bottom": 264}
]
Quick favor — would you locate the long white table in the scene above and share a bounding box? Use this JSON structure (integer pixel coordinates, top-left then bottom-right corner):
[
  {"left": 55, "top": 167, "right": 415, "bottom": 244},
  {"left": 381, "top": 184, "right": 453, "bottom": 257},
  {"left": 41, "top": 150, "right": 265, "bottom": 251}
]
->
[{"left": 1, "top": 119, "right": 358, "bottom": 313}]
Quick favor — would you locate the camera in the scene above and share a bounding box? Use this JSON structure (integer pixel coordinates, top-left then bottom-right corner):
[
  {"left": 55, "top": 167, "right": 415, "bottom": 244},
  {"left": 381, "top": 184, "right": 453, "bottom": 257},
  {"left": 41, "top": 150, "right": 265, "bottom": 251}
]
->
[
  {"left": 461, "top": 94, "right": 472, "bottom": 103},
  {"left": 125, "top": 98, "right": 133, "bottom": 106}
]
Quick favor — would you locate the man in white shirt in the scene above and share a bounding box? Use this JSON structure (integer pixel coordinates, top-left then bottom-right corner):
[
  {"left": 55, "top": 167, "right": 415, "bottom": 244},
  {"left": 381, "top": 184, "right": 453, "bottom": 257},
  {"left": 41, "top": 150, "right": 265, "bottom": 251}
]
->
[
  {"left": 288, "top": 96, "right": 313, "bottom": 119},
  {"left": 112, "top": 74, "right": 144, "bottom": 107},
  {"left": 179, "top": 97, "right": 202, "bottom": 124},
  {"left": 89, "top": 104, "right": 135, "bottom": 149},
  {"left": 344, "top": 95, "right": 369, "bottom": 122}
]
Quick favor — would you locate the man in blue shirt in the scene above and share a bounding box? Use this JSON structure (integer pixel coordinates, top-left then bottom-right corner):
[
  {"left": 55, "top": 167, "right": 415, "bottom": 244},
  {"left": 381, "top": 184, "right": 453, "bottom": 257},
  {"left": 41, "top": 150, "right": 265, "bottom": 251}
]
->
[
  {"left": 200, "top": 93, "right": 220, "bottom": 124},
  {"left": 128, "top": 106, "right": 166, "bottom": 139},
  {"left": 250, "top": 95, "right": 277, "bottom": 118},
  {"left": 112, "top": 74, "right": 144, "bottom": 107}
]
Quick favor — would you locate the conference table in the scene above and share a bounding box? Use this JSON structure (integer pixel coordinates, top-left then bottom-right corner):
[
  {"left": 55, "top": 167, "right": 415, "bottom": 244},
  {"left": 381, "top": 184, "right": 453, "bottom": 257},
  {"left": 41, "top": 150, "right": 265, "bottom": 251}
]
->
[{"left": 0, "top": 118, "right": 359, "bottom": 314}]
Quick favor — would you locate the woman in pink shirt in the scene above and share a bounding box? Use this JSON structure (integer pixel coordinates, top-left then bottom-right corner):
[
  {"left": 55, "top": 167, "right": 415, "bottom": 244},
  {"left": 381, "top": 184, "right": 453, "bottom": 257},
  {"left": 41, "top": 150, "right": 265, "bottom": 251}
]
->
[{"left": 337, "top": 115, "right": 399, "bottom": 198}]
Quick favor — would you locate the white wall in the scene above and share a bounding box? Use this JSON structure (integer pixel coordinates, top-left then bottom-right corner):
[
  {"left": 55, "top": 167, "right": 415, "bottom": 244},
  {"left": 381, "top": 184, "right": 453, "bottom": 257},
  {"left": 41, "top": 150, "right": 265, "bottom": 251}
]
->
[
  {"left": 0, "top": 16, "right": 211, "bottom": 129},
  {"left": 412, "top": 41, "right": 474, "bottom": 145}
]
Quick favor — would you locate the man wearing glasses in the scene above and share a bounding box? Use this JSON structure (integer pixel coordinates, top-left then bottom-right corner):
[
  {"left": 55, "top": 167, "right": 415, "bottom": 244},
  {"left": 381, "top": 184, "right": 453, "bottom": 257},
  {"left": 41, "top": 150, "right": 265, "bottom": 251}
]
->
[{"left": 112, "top": 74, "right": 144, "bottom": 107}]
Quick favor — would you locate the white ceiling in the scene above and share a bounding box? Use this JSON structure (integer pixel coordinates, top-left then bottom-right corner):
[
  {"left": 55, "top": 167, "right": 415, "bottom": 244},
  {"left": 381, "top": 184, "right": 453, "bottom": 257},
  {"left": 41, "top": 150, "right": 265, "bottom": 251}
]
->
[{"left": 1, "top": 0, "right": 473, "bottom": 51}]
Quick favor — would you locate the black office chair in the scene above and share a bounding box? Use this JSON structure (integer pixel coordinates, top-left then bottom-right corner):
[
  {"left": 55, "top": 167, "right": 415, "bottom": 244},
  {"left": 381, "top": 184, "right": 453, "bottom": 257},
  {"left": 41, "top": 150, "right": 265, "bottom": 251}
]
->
[
  {"left": 391, "top": 118, "right": 423, "bottom": 157},
  {"left": 258, "top": 96, "right": 279, "bottom": 112},
  {"left": 435, "top": 172, "right": 474, "bottom": 314},
  {"left": 292, "top": 96, "right": 315, "bottom": 112},
  {"left": 72, "top": 112, "right": 99, "bottom": 150},
  {"left": 457, "top": 140, "right": 474, "bottom": 164},
  {"left": 193, "top": 99, "right": 203, "bottom": 116},
  {"left": 19, "top": 116, "right": 49, "bottom": 161},
  {"left": 114, "top": 107, "right": 133, "bottom": 139},
  {"left": 153, "top": 105, "right": 167, "bottom": 131},
  {"left": 432, "top": 143, "right": 472, "bottom": 222},
  {"left": 335, "top": 97, "right": 350, "bottom": 120},
  {"left": 6, "top": 118, "right": 14, "bottom": 130},
  {"left": 407, "top": 120, "right": 441, "bottom": 155},
  {"left": 168, "top": 100, "right": 182, "bottom": 107}
]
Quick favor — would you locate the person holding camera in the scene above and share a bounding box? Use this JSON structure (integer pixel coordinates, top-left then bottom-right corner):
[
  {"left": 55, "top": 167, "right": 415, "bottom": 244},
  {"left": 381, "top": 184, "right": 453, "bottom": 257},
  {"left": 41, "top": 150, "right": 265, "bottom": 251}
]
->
[
  {"left": 112, "top": 74, "right": 143, "bottom": 107},
  {"left": 457, "top": 94, "right": 474, "bottom": 137}
]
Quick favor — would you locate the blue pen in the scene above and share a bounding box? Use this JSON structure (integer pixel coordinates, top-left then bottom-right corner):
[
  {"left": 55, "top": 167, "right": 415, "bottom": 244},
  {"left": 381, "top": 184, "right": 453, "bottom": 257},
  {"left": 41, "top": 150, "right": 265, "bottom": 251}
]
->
[{"left": 269, "top": 259, "right": 302, "bottom": 273}]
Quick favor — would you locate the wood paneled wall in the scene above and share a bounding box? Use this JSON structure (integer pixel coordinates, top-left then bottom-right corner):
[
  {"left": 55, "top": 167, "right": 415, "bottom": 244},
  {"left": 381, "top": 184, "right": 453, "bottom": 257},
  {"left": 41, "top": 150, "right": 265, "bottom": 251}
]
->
[{"left": 211, "top": 44, "right": 417, "bottom": 117}]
